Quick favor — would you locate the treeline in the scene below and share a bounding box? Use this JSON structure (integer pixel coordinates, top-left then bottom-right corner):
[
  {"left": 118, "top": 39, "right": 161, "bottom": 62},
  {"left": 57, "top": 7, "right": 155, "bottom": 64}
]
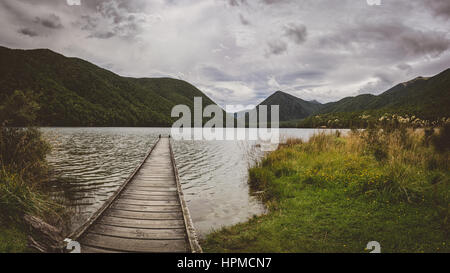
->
[
  {"left": 293, "top": 109, "right": 449, "bottom": 129},
  {"left": 0, "top": 46, "right": 216, "bottom": 127}
]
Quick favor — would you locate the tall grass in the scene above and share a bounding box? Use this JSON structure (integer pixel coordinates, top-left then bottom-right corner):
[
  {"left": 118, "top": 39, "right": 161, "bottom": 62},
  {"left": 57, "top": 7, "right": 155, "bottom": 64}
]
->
[{"left": 203, "top": 126, "right": 449, "bottom": 252}]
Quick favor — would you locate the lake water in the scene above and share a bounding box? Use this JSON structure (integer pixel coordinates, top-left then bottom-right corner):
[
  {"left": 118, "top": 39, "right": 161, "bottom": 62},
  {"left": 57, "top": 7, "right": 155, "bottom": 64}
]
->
[{"left": 41, "top": 127, "right": 347, "bottom": 237}]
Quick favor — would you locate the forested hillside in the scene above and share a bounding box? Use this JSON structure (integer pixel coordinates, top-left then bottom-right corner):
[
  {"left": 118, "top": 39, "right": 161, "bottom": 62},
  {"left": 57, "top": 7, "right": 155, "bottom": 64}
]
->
[{"left": 0, "top": 46, "right": 216, "bottom": 126}]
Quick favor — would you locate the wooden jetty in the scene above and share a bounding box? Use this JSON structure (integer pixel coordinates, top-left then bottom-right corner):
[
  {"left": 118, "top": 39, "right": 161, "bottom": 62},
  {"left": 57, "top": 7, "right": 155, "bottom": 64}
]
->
[{"left": 67, "top": 137, "right": 202, "bottom": 253}]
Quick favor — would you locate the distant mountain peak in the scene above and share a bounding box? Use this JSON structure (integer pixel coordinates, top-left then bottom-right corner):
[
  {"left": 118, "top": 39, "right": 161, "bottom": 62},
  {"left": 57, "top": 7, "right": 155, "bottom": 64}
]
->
[
  {"left": 257, "top": 90, "right": 324, "bottom": 121},
  {"left": 401, "top": 76, "right": 429, "bottom": 87}
]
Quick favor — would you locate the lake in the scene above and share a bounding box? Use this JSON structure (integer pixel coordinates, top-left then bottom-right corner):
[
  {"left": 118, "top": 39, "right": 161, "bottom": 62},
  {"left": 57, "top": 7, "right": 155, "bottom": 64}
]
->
[{"left": 41, "top": 127, "right": 347, "bottom": 237}]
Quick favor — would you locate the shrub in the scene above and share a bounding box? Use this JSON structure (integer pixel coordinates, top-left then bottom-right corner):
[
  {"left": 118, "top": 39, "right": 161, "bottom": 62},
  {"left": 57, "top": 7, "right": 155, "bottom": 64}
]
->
[
  {"left": 0, "top": 169, "right": 56, "bottom": 221},
  {"left": 431, "top": 124, "right": 450, "bottom": 153},
  {"left": 0, "top": 127, "right": 50, "bottom": 181}
]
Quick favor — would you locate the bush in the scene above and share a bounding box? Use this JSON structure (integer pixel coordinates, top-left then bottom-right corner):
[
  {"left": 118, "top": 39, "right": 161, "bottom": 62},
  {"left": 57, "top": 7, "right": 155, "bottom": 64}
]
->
[
  {"left": 0, "top": 169, "right": 55, "bottom": 221},
  {"left": 0, "top": 127, "right": 50, "bottom": 181},
  {"left": 0, "top": 89, "right": 60, "bottom": 252},
  {"left": 431, "top": 124, "right": 450, "bottom": 153}
]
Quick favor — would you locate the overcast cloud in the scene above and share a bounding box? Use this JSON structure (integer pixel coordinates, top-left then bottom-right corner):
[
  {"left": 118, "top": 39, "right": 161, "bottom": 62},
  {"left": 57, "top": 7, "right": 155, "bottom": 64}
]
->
[{"left": 0, "top": 0, "right": 449, "bottom": 110}]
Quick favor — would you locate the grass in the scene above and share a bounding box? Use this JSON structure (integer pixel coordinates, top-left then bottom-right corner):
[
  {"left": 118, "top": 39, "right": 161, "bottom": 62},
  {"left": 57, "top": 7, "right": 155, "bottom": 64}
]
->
[
  {"left": 202, "top": 127, "right": 449, "bottom": 253},
  {"left": 0, "top": 92, "right": 65, "bottom": 252},
  {"left": 0, "top": 129, "right": 61, "bottom": 252},
  {"left": 0, "top": 221, "right": 28, "bottom": 253}
]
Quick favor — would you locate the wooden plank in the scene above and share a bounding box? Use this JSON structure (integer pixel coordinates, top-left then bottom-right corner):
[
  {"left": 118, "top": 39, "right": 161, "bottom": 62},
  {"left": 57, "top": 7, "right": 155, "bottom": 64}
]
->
[
  {"left": 131, "top": 184, "right": 176, "bottom": 189},
  {"left": 116, "top": 199, "right": 179, "bottom": 206},
  {"left": 132, "top": 180, "right": 176, "bottom": 185},
  {"left": 89, "top": 224, "right": 186, "bottom": 239},
  {"left": 131, "top": 183, "right": 176, "bottom": 187},
  {"left": 140, "top": 166, "right": 173, "bottom": 171},
  {"left": 98, "top": 216, "right": 185, "bottom": 229},
  {"left": 122, "top": 190, "right": 178, "bottom": 197},
  {"left": 106, "top": 209, "right": 182, "bottom": 220},
  {"left": 112, "top": 203, "right": 182, "bottom": 212},
  {"left": 126, "top": 185, "right": 177, "bottom": 191},
  {"left": 120, "top": 194, "right": 179, "bottom": 201},
  {"left": 134, "top": 176, "right": 175, "bottom": 180},
  {"left": 141, "top": 166, "right": 171, "bottom": 168},
  {"left": 81, "top": 233, "right": 187, "bottom": 253},
  {"left": 81, "top": 244, "right": 125, "bottom": 253},
  {"left": 122, "top": 189, "right": 177, "bottom": 196}
]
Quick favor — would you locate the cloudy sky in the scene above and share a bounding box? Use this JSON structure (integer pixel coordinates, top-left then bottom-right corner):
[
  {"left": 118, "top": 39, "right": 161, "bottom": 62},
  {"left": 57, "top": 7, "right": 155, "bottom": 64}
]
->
[{"left": 1, "top": 0, "right": 449, "bottom": 110}]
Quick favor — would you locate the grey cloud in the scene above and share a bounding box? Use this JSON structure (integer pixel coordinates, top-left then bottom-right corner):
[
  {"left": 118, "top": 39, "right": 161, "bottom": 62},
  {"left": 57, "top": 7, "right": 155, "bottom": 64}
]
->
[
  {"left": 239, "top": 14, "right": 250, "bottom": 25},
  {"left": 322, "top": 21, "right": 450, "bottom": 59},
  {"left": 227, "top": 0, "right": 247, "bottom": 7},
  {"left": 35, "top": 14, "right": 63, "bottom": 29},
  {"left": 397, "top": 63, "right": 413, "bottom": 72},
  {"left": 201, "top": 66, "right": 237, "bottom": 82},
  {"left": 278, "top": 71, "right": 323, "bottom": 85},
  {"left": 266, "top": 40, "right": 288, "bottom": 56},
  {"left": 18, "top": 28, "right": 38, "bottom": 37},
  {"left": 89, "top": 31, "right": 115, "bottom": 39},
  {"left": 79, "top": 1, "right": 148, "bottom": 40},
  {"left": 398, "top": 28, "right": 450, "bottom": 57},
  {"left": 284, "top": 23, "right": 307, "bottom": 44},
  {"left": 80, "top": 15, "right": 98, "bottom": 31},
  {"left": 292, "top": 84, "right": 326, "bottom": 90},
  {"left": 261, "top": 0, "right": 289, "bottom": 4},
  {"left": 423, "top": 0, "right": 450, "bottom": 19},
  {"left": 357, "top": 71, "right": 400, "bottom": 95},
  {"left": 397, "top": 63, "right": 411, "bottom": 70}
]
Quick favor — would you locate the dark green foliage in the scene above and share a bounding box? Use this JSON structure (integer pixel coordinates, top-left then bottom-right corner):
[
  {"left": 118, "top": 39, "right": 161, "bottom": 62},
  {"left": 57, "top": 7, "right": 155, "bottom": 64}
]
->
[
  {"left": 0, "top": 90, "right": 49, "bottom": 180},
  {"left": 0, "top": 90, "right": 40, "bottom": 127},
  {"left": 431, "top": 124, "right": 450, "bottom": 153},
  {"left": 0, "top": 127, "right": 50, "bottom": 180},
  {"left": 0, "top": 46, "right": 217, "bottom": 127},
  {"left": 423, "top": 128, "right": 435, "bottom": 147},
  {"left": 318, "top": 71, "right": 450, "bottom": 120}
]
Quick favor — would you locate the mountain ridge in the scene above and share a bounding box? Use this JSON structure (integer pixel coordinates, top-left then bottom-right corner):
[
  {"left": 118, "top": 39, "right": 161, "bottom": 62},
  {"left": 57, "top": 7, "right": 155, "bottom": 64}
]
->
[
  {"left": 1, "top": 45, "right": 448, "bottom": 127},
  {"left": 250, "top": 67, "right": 449, "bottom": 126},
  {"left": 0, "top": 46, "right": 218, "bottom": 126}
]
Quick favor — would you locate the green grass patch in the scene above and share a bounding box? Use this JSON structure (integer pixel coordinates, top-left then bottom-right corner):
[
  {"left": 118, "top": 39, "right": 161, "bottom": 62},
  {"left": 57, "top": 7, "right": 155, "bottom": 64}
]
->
[
  {"left": 203, "top": 130, "right": 449, "bottom": 253},
  {"left": 0, "top": 222, "right": 28, "bottom": 253}
]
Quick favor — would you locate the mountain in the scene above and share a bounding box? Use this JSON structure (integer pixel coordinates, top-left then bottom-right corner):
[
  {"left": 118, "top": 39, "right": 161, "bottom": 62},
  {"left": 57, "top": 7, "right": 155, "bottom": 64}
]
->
[
  {"left": 250, "top": 68, "right": 449, "bottom": 127},
  {"left": 0, "top": 46, "right": 217, "bottom": 126},
  {"left": 1, "top": 45, "right": 448, "bottom": 128},
  {"left": 237, "top": 91, "right": 324, "bottom": 123},
  {"left": 258, "top": 91, "right": 324, "bottom": 121},
  {"left": 318, "top": 69, "right": 450, "bottom": 120}
]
